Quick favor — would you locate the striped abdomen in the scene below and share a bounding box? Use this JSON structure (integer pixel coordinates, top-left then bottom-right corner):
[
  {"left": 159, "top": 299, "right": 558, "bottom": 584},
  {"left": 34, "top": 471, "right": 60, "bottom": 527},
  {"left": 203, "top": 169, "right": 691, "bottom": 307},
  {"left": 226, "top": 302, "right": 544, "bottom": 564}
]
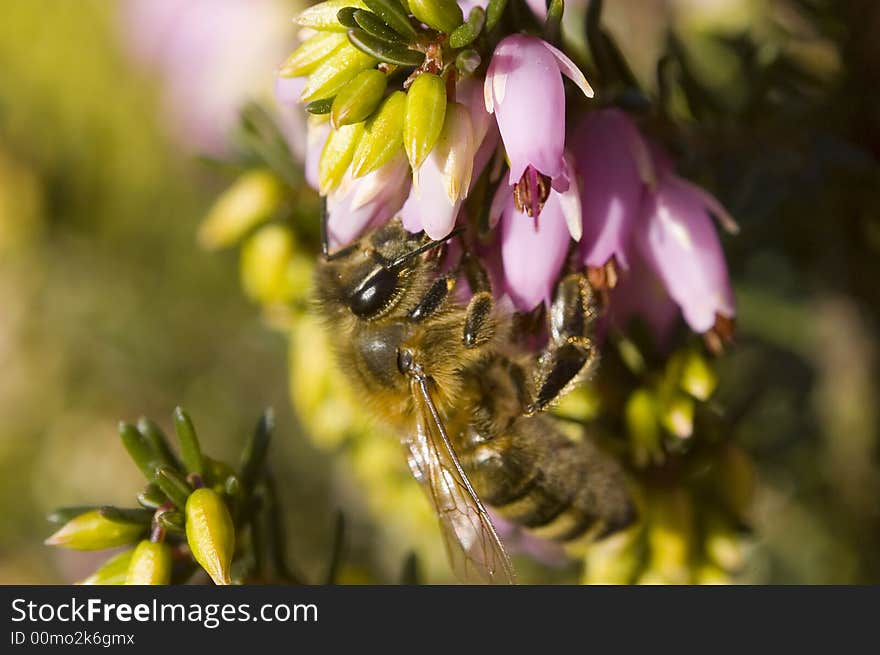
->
[{"left": 456, "top": 414, "right": 636, "bottom": 544}]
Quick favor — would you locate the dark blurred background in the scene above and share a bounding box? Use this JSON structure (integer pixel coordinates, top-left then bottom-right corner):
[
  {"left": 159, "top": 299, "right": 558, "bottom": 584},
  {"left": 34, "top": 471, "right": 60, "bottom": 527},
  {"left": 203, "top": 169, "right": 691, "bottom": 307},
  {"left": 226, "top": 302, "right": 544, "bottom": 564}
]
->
[{"left": 0, "top": 0, "right": 878, "bottom": 583}]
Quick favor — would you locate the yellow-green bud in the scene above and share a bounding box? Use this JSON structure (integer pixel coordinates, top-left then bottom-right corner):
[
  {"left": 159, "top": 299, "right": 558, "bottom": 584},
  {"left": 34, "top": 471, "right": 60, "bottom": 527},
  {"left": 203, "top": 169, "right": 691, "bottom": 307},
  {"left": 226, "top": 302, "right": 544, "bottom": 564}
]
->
[
  {"left": 703, "top": 514, "right": 745, "bottom": 573},
  {"left": 408, "top": 0, "right": 463, "bottom": 33},
  {"left": 646, "top": 487, "right": 694, "bottom": 584},
  {"left": 44, "top": 510, "right": 145, "bottom": 551},
  {"left": 286, "top": 252, "right": 316, "bottom": 305},
  {"left": 185, "top": 488, "right": 235, "bottom": 586},
  {"left": 296, "top": 0, "right": 368, "bottom": 31},
  {"left": 125, "top": 540, "right": 173, "bottom": 585},
  {"left": 351, "top": 91, "right": 406, "bottom": 177},
  {"left": 695, "top": 563, "right": 731, "bottom": 584},
  {"left": 239, "top": 225, "right": 294, "bottom": 305},
  {"left": 319, "top": 123, "right": 365, "bottom": 194},
  {"left": 660, "top": 391, "right": 694, "bottom": 438},
  {"left": 679, "top": 349, "right": 718, "bottom": 401},
  {"left": 331, "top": 69, "right": 387, "bottom": 128},
  {"left": 280, "top": 32, "right": 348, "bottom": 78},
  {"left": 716, "top": 444, "right": 755, "bottom": 521},
  {"left": 581, "top": 529, "right": 642, "bottom": 585},
  {"left": 198, "top": 170, "right": 284, "bottom": 251},
  {"left": 78, "top": 549, "right": 134, "bottom": 585},
  {"left": 300, "top": 44, "right": 378, "bottom": 104},
  {"left": 403, "top": 73, "right": 447, "bottom": 169},
  {"left": 625, "top": 388, "right": 662, "bottom": 468}
]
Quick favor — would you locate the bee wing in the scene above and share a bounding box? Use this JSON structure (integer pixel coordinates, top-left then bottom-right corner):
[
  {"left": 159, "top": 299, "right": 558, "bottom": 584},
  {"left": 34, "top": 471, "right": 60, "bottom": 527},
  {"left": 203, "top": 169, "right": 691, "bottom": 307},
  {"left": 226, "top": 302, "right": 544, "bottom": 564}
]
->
[{"left": 402, "top": 377, "right": 516, "bottom": 585}]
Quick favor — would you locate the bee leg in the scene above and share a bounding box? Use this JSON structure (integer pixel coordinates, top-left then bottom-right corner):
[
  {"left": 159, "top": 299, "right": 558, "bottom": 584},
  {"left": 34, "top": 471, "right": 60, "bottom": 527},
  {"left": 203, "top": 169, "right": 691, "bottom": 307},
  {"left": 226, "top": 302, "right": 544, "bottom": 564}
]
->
[
  {"left": 463, "top": 292, "right": 496, "bottom": 348},
  {"left": 525, "top": 274, "right": 601, "bottom": 415},
  {"left": 526, "top": 338, "right": 597, "bottom": 415},
  {"left": 409, "top": 275, "right": 456, "bottom": 322},
  {"left": 460, "top": 250, "right": 492, "bottom": 294}
]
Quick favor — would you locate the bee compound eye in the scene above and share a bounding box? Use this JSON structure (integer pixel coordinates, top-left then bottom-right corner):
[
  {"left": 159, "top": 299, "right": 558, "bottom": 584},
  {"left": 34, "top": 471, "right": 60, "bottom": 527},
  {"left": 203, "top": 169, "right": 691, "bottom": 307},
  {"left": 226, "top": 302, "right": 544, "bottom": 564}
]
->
[
  {"left": 397, "top": 347, "right": 414, "bottom": 374},
  {"left": 348, "top": 265, "right": 399, "bottom": 318}
]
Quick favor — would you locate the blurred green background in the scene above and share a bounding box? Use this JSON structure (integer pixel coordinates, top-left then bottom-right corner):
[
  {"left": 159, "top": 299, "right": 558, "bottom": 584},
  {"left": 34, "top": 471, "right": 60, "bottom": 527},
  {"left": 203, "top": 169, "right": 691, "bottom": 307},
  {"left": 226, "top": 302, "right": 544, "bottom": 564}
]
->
[{"left": 1, "top": 0, "right": 878, "bottom": 584}]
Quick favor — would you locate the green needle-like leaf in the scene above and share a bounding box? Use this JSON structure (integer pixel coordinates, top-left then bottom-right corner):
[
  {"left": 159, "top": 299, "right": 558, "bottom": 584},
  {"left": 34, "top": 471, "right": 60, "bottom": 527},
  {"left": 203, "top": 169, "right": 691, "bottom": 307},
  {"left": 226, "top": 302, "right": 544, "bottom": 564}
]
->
[
  {"left": 336, "top": 6, "right": 360, "bottom": 28},
  {"left": 98, "top": 506, "right": 155, "bottom": 526},
  {"left": 485, "top": 0, "right": 508, "bottom": 31},
  {"left": 173, "top": 407, "right": 204, "bottom": 477},
  {"left": 239, "top": 409, "right": 274, "bottom": 491},
  {"left": 137, "top": 417, "right": 180, "bottom": 471},
  {"left": 156, "top": 510, "right": 186, "bottom": 532},
  {"left": 137, "top": 483, "right": 167, "bottom": 510},
  {"left": 153, "top": 466, "right": 193, "bottom": 510},
  {"left": 46, "top": 506, "right": 97, "bottom": 525},
  {"left": 306, "top": 98, "right": 335, "bottom": 114},
  {"left": 119, "top": 422, "right": 161, "bottom": 480},
  {"left": 363, "top": 0, "right": 419, "bottom": 40},
  {"left": 449, "top": 6, "right": 485, "bottom": 48},
  {"left": 354, "top": 9, "right": 405, "bottom": 42},
  {"left": 545, "top": 0, "right": 564, "bottom": 40},
  {"left": 347, "top": 28, "right": 425, "bottom": 66}
]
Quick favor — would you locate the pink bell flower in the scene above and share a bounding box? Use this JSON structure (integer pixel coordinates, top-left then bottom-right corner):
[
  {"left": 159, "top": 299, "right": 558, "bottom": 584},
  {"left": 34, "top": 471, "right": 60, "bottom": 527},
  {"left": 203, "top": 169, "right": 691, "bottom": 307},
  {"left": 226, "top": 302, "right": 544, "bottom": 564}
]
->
[
  {"left": 494, "top": 187, "right": 573, "bottom": 311},
  {"left": 484, "top": 35, "right": 594, "bottom": 215},
  {"left": 571, "top": 109, "right": 655, "bottom": 271},
  {"left": 325, "top": 154, "right": 412, "bottom": 249},
  {"left": 635, "top": 170, "right": 737, "bottom": 335}
]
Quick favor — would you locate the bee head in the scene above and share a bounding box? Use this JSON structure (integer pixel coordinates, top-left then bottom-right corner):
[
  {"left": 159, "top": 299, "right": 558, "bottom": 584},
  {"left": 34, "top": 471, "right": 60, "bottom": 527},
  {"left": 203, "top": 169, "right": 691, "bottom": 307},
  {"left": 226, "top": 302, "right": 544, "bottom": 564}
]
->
[{"left": 316, "top": 219, "right": 460, "bottom": 321}]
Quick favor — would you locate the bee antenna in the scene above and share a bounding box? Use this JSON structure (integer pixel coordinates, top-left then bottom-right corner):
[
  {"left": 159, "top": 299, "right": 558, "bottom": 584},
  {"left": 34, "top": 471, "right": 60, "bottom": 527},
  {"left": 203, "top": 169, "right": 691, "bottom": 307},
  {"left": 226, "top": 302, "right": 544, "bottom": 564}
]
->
[{"left": 390, "top": 227, "right": 464, "bottom": 269}]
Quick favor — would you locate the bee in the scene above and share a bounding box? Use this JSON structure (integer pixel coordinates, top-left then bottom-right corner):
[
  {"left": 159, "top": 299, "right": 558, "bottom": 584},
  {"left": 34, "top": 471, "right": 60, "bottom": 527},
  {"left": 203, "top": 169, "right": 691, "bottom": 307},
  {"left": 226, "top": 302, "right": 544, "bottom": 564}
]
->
[{"left": 315, "top": 218, "right": 635, "bottom": 583}]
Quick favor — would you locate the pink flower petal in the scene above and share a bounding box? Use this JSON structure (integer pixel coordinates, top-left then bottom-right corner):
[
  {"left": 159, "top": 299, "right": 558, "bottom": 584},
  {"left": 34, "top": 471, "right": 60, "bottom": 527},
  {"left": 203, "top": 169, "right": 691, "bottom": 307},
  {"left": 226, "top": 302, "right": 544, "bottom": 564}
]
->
[
  {"left": 501, "top": 192, "right": 572, "bottom": 310},
  {"left": 540, "top": 40, "right": 594, "bottom": 99},
  {"left": 635, "top": 178, "right": 736, "bottom": 333},
  {"left": 485, "top": 35, "right": 567, "bottom": 184},
  {"left": 573, "top": 110, "right": 648, "bottom": 270}
]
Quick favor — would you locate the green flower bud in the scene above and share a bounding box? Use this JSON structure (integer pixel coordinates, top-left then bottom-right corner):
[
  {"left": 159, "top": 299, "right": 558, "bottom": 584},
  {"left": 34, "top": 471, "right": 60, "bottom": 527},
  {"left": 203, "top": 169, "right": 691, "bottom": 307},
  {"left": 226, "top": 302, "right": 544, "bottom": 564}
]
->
[
  {"left": 296, "top": 0, "right": 368, "bottom": 31},
  {"left": 45, "top": 510, "right": 145, "bottom": 550},
  {"left": 716, "top": 444, "right": 755, "bottom": 521},
  {"left": 679, "top": 349, "right": 718, "bottom": 401},
  {"left": 646, "top": 488, "right": 694, "bottom": 584},
  {"left": 125, "top": 540, "right": 173, "bottom": 585},
  {"left": 581, "top": 529, "right": 642, "bottom": 585},
  {"left": 331, "top": 69, "right": 387, "bottom": 128},
  {"left": 625, "top": 388, "right": 662, "bottom": 468},
  {"left": 240, "top": 224, "right": 295, "bottom": 305},
  {"left": 286, "top": 253, "right": 316, "bottom": 305},
  {"left": 198, "top": 170, "right": 284, "bottom": 251},
  {"left": 185, "top": 488, "right": 235, "bottom": 586},
  {"left": 78, "top": 549, "right": 134, "bottom": 585},
  {"left": 694, "top": 563, "right": 731, "bottom": 585},
  {"left": 403, "top": 73, "right": 446, "bottom": 170},
  {"left": 280, "top": 32, "right": 348, "bottom": 77},
  {"left": 703, "top": 513, "right": 745, "bottom": 573},
  {"left": 408, "top": 0, "right": 463, "bottom": 34},
  {"left": 300, "top": 44, "right": 378, "bottom": 104},
  {"left": 351, "top": 91, "right": 406, "bottom": 177},
  {"left": 660, "top": 391, "right": 694, "bottom": 439}
]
